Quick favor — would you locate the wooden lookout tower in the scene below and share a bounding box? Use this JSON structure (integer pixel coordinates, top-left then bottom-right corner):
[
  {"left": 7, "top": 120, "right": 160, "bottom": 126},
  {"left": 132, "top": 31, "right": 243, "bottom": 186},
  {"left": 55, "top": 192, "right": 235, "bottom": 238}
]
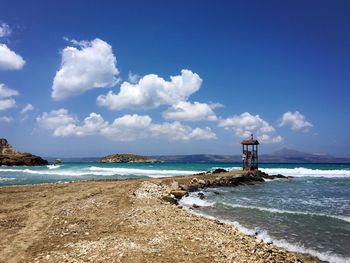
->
[{"left": 241, "top": 134, "right": 259, "bottom": 170}]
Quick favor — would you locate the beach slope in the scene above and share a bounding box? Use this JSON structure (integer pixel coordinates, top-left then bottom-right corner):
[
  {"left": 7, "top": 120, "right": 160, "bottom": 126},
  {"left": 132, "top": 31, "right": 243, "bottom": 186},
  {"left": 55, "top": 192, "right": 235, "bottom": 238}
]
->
[{"left": 0, "top": 171, "right": 320, "bottom": 263}]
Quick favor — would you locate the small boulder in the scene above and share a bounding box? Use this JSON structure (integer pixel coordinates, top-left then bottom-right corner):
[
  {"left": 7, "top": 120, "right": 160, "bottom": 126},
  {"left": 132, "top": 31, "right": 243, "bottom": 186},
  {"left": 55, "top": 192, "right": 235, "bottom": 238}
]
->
[
  {"left": 170, "top": 190, "right": 188, "bottom": 199},
  {"left": 161, "top": 195, "right": 178, "bottom": 205},
  {"left": 170, "top": 181, "right": 179, "bottom": 190},
  {"left": 212, "top": 168, "right": 228, "bottom": 174}
]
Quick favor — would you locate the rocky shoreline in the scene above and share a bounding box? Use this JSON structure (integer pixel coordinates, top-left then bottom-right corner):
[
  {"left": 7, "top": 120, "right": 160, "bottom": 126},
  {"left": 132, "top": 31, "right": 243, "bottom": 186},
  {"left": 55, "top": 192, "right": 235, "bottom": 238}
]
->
[
  {"left": 0, "top": 138, "right": 48, "bottom": 166},
  {"left": 0, "top": 170, "right": 321, "bottom": 263}
]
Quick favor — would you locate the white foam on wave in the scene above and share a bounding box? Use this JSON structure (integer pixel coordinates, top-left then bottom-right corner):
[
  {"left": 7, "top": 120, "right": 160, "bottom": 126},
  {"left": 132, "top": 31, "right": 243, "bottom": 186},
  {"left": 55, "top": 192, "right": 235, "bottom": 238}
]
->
[
  {"left": 88, "top": 166, "right": 199, "bottom": 177},
  {"left": 182, "top": 206, "right": 350, "bottom": 263},
  {"left": 0, "top": 177, "right": 16, "bottom": 181},
  {"left": 0, "top": 166, "right": 201, "bottom": 178},
  {"left": 260, "top": 167, "right": 350, "bottom": 178},
  {"left": 47, "top": 165, "right": 61, "bottom": 169},
  {"left": 180, "top": 192, "right": 215, "bottom": 207},
  {"left": 220, "top": 202, "right": 350, "bottom": 223}
]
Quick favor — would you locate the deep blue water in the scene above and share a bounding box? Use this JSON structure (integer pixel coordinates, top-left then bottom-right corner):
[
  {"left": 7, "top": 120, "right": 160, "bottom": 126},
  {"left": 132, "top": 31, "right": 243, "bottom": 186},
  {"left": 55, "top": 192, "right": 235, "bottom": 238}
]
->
[{"left": 1, "top": 162, "right": 350, "bottom": 262}]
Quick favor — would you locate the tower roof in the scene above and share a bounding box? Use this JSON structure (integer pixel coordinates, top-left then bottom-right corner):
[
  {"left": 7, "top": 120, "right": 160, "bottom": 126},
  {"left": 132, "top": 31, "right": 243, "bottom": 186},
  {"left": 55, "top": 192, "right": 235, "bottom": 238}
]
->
[{"left": 240, "top": 134, "right": 259, "bottom": 145}]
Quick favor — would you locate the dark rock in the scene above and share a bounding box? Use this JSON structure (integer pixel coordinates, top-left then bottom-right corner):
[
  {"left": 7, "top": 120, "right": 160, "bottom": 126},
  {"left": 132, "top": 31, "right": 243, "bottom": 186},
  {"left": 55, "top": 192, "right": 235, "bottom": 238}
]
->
[
  {"left": 192, "top": 204, "right": 200, "bottom": 208},
  {"left": 197, "top": 192, "right": 205, "bottom": 199},
  {"left": 170, "top": 190, "right": 188, "bottom": 199},
  {"left": 161, "top": 195, "right": 178, "bottom": 205},
  {"left": 212, "top": 168, "right": 228, "bottom": 174},
  {"left": 0, "top": 138, "right": 48, "bottom": 166}
]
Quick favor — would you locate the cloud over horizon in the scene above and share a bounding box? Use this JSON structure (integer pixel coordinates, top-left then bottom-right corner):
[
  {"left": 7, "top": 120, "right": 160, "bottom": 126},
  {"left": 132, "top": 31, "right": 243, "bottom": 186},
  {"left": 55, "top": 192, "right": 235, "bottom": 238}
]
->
[
  {"left": 97, "top": 69, "right": 202, "bottom": 110},
  {"left": 51, "top": 38, "right": 119, "bottom": 100},
  {"left": 36, "top": 109, "right": 217, "bottom": 141},
  {"left": 218, "top": 112, "right": 283, "bottom": 144},
  {"left": 279, "top": 111, "right": 313, "bottom": 131}
]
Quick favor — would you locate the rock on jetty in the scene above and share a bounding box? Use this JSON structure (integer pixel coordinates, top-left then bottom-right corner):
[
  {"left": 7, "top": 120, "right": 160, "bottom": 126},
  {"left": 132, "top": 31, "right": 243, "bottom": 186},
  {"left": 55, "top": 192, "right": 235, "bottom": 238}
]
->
[
  {"left": 98, "top": 153, "right": 160, "bottom": 163},
  {"left": 0, "top": 138, "right": 48, "bottom": 166}
]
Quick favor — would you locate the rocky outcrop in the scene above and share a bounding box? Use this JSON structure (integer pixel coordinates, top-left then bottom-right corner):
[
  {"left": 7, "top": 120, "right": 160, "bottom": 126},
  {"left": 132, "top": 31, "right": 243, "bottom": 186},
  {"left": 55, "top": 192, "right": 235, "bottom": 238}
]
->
[
  {"left": 0, "top": 138, "right": 48, "bottom": 166},
  {"left": 99, "top": 154, "right": 160, "bottom": 163}
]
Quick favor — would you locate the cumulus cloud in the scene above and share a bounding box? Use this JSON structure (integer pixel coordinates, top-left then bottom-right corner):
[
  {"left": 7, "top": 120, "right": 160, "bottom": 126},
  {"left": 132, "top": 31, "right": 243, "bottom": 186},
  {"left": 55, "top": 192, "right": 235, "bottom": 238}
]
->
[
  {"left": 20, "top": 103, "right": 34, "bottom": 115},
  {"left": 162, "top": 101, "right": 218, "bottom": 121},
  {"left": 218, "top": 112, "right": 275, "bottom": 136},
  {"left": 51, "top": 38, "right": 119, "bottom": 100},
  {"left": 0, "top": 98, "right": 16, "bottom": 111},
  {"left": 128, "top": 72, "right": 140, "bottom": 84},
  {"left": 257, "top": 134, "right": 283, "bottom": 144},
  {"left": 150, "top": 122, "right": 216, "bottom": 141},
  {"left": 279, "top": 111, "right": 313, "bottom": 131},
  {"left": 0, "top": 44, "right": 26, "bottom": 70},
  {"left": 218, "top": 112, "right": 282, "bottom": 143},
  {"left": 0, "top": 116, "right": 14, "bottom": 123},
  {"left": 101, "top": 114, "right": 152, "bottom": 141},
  {"left": 97, "top": 69, "right": 202, "bottom": 110},
  {"left": 37, "top": 109, "right": 216, "bottom": 141},
  {"left": 0, "top": 83, "right": 19, "bottom": 98},
  {"left": 36, "top": 108, "right": 77, "bottom": 129},
  {"left": 0, "top": 22, "right": 11, "bottom": 38}
]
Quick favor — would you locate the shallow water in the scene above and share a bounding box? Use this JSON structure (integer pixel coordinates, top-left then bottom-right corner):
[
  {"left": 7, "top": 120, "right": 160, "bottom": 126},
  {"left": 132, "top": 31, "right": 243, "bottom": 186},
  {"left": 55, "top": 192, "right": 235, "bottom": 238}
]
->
[{"left": 180, "top": 171, "right": 350, "bottom": 263}]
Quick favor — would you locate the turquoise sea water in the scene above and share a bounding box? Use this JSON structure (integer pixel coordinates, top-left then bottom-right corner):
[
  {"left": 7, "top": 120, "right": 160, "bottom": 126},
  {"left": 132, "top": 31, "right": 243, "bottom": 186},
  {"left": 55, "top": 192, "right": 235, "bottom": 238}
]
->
[{"left": 1, "top": 162, "right": 350, "bottom": 262}]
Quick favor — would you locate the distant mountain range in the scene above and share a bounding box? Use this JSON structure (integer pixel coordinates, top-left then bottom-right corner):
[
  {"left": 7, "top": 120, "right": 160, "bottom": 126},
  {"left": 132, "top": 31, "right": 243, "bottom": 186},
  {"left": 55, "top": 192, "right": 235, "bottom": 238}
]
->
[
  {"left": 45, "top": 148, "right": 350, "bottom": 164},
  {"left": 154, "top": 148, "right": 350, "bottom": 163}
]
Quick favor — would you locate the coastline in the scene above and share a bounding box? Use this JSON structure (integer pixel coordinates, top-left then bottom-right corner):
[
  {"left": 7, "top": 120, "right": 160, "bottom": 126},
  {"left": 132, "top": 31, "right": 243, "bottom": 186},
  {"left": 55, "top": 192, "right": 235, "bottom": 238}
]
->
[{"left": 0, "top": 171, "right": 322, "bottom": 262}]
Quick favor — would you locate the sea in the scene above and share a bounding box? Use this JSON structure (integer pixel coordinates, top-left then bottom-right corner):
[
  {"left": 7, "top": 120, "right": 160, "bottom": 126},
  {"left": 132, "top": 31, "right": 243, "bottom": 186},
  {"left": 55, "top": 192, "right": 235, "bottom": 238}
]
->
[{"left": 0, "top": 162, "right": 349, "bottom": 263}]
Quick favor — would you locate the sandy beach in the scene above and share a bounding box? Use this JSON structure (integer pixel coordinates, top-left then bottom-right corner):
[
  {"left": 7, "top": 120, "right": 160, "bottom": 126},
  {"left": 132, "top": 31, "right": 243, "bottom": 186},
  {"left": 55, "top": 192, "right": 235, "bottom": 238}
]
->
[{"left": 0, "top": 171, "right": 321, "bottom": 263}]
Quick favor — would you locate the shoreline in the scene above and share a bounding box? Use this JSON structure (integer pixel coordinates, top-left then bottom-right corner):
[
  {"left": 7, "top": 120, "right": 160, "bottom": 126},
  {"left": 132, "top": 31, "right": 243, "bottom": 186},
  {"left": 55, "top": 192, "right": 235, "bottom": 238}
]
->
[{"left": 0, "top": 170, "right": 322, "bottom": 262}]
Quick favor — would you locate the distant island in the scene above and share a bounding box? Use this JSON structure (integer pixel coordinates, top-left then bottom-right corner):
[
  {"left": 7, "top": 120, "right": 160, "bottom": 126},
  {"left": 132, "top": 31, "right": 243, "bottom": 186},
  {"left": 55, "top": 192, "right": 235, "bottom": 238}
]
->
[
  {"left": 0, "top": 138, "right": 48, "bottom": 166},
  {"left": 45, "top": 148, "right": 350, "bottom": 164},
  {"left": 98, "top": 154, "right": 160, "bottom": 163}
]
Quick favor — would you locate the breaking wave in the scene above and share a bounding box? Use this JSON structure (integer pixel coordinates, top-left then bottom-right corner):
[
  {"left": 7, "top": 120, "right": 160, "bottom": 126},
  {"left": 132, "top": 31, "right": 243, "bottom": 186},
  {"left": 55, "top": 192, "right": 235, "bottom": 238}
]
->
[
  {"left": 259, "top": 167, "right": 350, "bottom": 178},
  {"left": 0, "top": 166, "right": 199, "bottom": 178},
  {"left": 182, "top": 206, "right": 350, "bottom": 263},
  {"left": 220, "top": 202, "right": 350, "bottom": 223}
]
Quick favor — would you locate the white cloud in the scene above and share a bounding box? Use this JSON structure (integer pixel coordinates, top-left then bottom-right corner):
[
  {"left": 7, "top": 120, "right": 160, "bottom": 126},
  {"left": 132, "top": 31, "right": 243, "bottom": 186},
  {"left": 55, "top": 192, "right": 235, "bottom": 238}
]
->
[
  {"left": 257, "top": 134, "right": 284, "bottom": 144},
  {"left": 21, "top": 103, "right": 34, "bottom": 115},
  {"left": 0, "top": 22, "right": 11, "bottom": 38},
  {"left": 150, "top": 122, "right": 216, "bottom": 141},
  {"left": 0, "top": 44, "right": 26, "bottom": 70},
  {"left": 218, "top": 112, "right": 282, "bottom": 144},
  {"left": 36, "top": 108, "right": 77, "bottom": 129},
  {"left": 189, "top": 127, "right": 217, "bottom": 140},
  {"left": 0, "top": 83, "right": 19, "bottom": 98},
  {"left": 97, "top": 69, "right": 202, "bottom": 110},
  {"left": 279, "top": 111, "right": 313, "bottom": 131},
  {"left": 0, "top": 98, "right": 16, "bottom": 111},
  {"left": 218, "top": 112, "right": 275, "bottom": 136},
  {"left": 101, "top": 114, "right": 152, "bottom": 141},
  {"left": 162, "top": 101, "right": 218, "bottom": 121},
  {"left": 128, "top": 72, "right": 140, "bottom": 84},
  {"left": 37, "top": 109, "right": 216, "bottom": 141},
  {"left": 0, "top": 116, "right": 14, "bottom": 123},
  {"left": 51, "top": 38, "right": 119, "bottom": 100}
]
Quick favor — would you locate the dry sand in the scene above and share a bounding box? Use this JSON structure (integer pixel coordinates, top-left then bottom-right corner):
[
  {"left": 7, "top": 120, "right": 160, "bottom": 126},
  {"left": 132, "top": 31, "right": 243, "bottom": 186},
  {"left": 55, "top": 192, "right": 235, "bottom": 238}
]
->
[{"left": 0, "top": 171, "right": 322, "bottom": 263}]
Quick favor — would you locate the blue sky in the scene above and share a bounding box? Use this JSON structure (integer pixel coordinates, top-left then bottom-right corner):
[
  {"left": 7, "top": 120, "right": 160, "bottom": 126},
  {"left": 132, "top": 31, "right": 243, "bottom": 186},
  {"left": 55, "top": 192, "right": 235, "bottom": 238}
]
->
[{"left": 0, "top": 0, "right": 349, "bottom": 157}]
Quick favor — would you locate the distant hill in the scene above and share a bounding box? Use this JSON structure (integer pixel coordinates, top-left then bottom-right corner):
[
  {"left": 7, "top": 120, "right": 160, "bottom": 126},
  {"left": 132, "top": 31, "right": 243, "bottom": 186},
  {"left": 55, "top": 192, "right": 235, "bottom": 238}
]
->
[
  {"left": 154, "top": 148, "right": 350, "bottom": 163},
  {"left": 45, "top": 148, "right": 350, "bottom": 164}
]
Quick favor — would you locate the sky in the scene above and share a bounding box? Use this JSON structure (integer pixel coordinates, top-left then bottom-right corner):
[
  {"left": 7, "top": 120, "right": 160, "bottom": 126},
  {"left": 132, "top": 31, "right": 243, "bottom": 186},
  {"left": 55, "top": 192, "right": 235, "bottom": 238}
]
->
[{"left": 0, "top": 0, "right": 349, "bottom": 157}]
